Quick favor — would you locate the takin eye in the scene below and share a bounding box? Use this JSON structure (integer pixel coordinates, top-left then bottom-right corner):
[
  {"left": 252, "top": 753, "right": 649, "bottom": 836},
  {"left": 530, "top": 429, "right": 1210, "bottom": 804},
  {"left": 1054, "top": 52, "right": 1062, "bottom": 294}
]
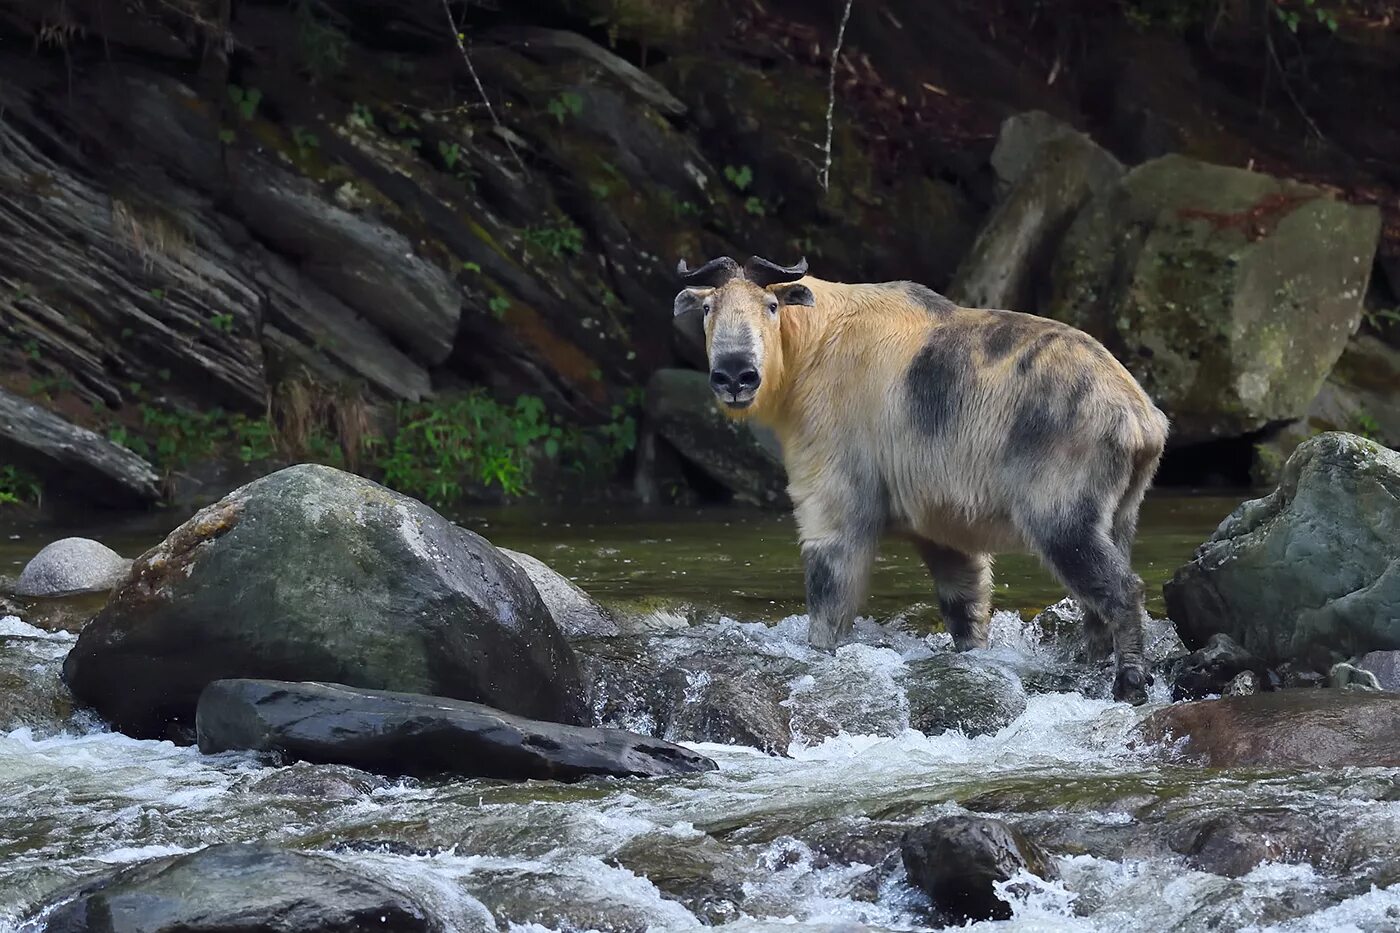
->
[
  {"left": 702, "top": 301, "right": 713, "bottom": 315},
  {"left": 766, "top": 300, "right": 778, "bottom": 315}
]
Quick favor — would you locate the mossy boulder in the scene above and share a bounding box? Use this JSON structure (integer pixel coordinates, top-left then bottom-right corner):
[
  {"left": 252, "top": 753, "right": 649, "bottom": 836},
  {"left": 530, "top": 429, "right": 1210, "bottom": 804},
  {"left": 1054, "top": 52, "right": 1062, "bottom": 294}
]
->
[
  {"left": 63, "top": 464, "right": 588, "bottom": 739},
  {"left": 1164, "top": 433, "right": 1400, "bottom": 670},
  {"left": 1048, "top": 155, "right": 1381, "bottom": 444}
]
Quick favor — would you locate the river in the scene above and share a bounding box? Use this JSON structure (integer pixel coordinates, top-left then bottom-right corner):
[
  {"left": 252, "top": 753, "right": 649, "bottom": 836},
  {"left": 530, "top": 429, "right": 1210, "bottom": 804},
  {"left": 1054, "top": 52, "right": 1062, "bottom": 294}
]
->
[{"left": 4, "top": 493, "right": 1400, "bottom": 931}]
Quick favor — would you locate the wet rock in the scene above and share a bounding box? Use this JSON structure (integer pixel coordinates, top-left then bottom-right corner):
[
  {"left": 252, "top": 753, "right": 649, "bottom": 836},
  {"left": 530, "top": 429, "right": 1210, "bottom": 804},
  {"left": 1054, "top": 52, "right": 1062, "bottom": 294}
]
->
[
  {"left": 645, "top": 369, "right": 788, "bottom": 507},
  {"left": 0, "top": 617, "right": 75, "bottom": 735},
  {"left": 900, "top": 815, "right": 1058, "bottom": 922},
  {"left": 246, "top": 762, "right": 390, "bottom": 801},
  {"left": 1164, "top": 433, "right": 1400, "bottom": 670},
  {"left": 1359, "top": 651, "right": 1400, "bottom": 692},
  {"left": 63, "top": 464, "right": 587, "bottom": 739},
  {"left": 0, "top": 391, "right": 160, "bottom": 507},
  {"left": 578, "top": 629, "right": 800, "bottom": 754},
  {"left": 500, "top": 547, "right": 620, "bottom": 640},
  {"left": 1048, "top": 156, "right": 1381, "bottom": 444},
  {"left": 610, "top": 829, "right": 747, "bottom": 924},
  {"left": 903, "top": 653, "right": 1028, "bottom": 737},
  {"left": 197, "top": 679, "right": 718, "bottom": 781},
  {"left": 1167, "top": 633, "right": 1269, "bottom": 701},
  {"left": 31, "top": 842, "right": 445, "bottom": 933},
  {"left": 951, "top": 116, "right": 1123, "bottom": 312},
  {"left": 1138, "top": 690, "right": 1400, "bottom": 767},
  {"left": 0, "top": 590, "right": 108, "bottom": 634},
  {"left": 15, "top": 537, "right": 131, "bottom": 598},
  {"left": 1169, "top": 809, "right": 1334, "bottom": 878}
]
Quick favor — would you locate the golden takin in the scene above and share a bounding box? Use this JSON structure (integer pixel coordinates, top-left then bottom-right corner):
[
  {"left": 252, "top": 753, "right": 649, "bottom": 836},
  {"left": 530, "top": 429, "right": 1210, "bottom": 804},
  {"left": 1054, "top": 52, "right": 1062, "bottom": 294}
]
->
[{"left": 673, "top": 255, "right": 1170, "bottom": 704}]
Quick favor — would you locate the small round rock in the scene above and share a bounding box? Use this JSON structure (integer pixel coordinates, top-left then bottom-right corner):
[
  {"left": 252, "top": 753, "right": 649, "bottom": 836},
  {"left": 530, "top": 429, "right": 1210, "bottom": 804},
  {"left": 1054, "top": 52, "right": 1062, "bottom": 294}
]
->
[{"left": 15, "top": 537, "right": 132, "bottom": 597}]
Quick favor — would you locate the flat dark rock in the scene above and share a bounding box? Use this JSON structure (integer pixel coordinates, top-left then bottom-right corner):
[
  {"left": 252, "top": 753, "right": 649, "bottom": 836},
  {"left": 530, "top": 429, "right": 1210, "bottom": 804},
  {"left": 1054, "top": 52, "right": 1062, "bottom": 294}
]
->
[
  {"left": 197, "top": 679, "right": 718, "bottom": 782},
  {"left": 1138, "top": 689, "right": 1400, "bottom": 768}
]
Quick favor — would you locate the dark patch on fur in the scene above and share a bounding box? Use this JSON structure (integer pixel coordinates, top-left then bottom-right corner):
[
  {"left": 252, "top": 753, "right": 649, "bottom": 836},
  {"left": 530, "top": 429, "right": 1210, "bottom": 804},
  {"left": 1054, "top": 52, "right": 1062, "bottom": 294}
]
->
[
  {"left": 805, "top": 550, "right": 838, "bottom": 614},
  {"left": 1017, "top": 332, "right": 1060, "bottom": 374},
  {"left": 980, "top": 317, "right": 1026, "bottom": 361},
  {"left": 1007, "top": 388, "right": 1060, "bottom": 462},
  {"left": 906, "top": 328, "right": 973, "bottom": 438},
  {"left": 890, "top": 281, "right": 957, "bottom": 316}
]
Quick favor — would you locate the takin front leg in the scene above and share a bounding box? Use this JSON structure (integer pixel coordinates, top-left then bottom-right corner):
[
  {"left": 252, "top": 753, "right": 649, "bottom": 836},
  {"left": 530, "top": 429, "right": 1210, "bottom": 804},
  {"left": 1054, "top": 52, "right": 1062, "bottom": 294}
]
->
[
  {"left": 912, "top": 540, "right": 992, "bottom": 651},
  {"left": 802, "top": 532, "right": 879, "bottom": 652}
]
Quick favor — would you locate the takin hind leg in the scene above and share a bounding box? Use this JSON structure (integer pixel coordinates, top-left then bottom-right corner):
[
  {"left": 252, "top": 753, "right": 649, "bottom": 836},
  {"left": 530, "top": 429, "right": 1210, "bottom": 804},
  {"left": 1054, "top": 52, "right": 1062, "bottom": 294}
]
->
[
  {"left": 912, "top": 540, "right": 992, "bottom": 651},
  {"left": 1029, "top": 511, "right": 1151, "bottom": 705}
]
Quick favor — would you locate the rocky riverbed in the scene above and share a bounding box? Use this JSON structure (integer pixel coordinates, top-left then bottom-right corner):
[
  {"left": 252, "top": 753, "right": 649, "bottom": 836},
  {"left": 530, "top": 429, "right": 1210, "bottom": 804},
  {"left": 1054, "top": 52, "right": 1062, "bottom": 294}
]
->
[{"left": 2, "top": 434, "right": 1400, "bottom": 931}]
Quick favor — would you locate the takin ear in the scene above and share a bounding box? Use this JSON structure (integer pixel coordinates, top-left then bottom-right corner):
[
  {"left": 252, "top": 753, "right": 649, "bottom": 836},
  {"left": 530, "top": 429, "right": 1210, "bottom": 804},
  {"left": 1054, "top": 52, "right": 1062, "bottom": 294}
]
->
[
  {"left": 771, "top": 283, "right": 815, "bottom": 308},
  {"left": 673, "top": 287, "right": 710, "bottom": 317}
]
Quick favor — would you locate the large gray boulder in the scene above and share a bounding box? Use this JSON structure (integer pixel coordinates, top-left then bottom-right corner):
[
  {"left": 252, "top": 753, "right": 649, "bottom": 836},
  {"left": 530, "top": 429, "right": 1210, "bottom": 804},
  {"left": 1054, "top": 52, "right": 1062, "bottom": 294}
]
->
[
  {"left": 1164, "top": 432, "right": 1400, "bottom": 670},
  {"left": 950, "top": 114, "right": 1123, "bottom": 312},
  {"left": 62, "top": 464, "right": 588, "bottom": 739},
  {"left": 0, "top": 390, "right": 160, "bottom": 506},
  {"left": 15, "top": 537, "right": 131, "bottom": 597},
  {"left": 645, "top": 369, "right": 788, "bottom": 507},
  {"left": 29, "top": 843, "right": 447, "bottom": 933},
  {"left": 197, "top": 679, "right": 717, "bottom": 781},
  {"left": 1048, "top": 155, "right": 1381, "bottom": 444},
  {"left": 500, "top": 547, "right": 620, "bottom": 639}
]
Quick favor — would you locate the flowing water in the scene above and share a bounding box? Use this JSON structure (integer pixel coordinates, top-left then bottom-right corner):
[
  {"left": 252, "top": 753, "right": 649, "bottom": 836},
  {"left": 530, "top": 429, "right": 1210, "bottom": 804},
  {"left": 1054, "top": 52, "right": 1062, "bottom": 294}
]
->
[{"left": 3, "top": 493, "right": 1400, "bottom": 932}]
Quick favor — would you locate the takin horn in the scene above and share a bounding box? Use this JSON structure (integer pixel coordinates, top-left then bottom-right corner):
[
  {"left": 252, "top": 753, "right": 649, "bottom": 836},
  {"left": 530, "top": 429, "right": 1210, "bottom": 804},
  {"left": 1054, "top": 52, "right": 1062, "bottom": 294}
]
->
[
  {"left": 676, "top": 256, "right": 742, "bottom": 287},
  {"left": 744, "top": 255, "right": 808, "bottom": 287}
]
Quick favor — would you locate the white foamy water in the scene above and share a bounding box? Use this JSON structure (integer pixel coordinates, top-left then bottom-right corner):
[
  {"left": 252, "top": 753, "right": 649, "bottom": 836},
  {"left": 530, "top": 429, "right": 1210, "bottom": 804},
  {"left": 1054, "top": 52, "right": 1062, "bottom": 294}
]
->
[{"left": 4, "top": 613, "right": 1400, "bottom": 932}]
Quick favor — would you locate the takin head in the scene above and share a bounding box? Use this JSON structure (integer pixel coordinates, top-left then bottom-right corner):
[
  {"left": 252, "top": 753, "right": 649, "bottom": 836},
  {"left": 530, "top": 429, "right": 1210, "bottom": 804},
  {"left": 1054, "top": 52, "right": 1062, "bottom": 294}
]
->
[{"left": 672, "top": 255, "right": 814, "bottom": 415}]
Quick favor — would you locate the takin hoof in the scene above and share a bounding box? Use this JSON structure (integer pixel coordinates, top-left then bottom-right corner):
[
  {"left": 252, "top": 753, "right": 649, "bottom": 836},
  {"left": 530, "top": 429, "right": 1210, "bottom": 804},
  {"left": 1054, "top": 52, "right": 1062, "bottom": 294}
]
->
[
  {"left": 1113, "top": 667, "right": 1152, "bottom": 706},
  {"left": 807, "top": 625, "right": 842, "bottom": 653}
]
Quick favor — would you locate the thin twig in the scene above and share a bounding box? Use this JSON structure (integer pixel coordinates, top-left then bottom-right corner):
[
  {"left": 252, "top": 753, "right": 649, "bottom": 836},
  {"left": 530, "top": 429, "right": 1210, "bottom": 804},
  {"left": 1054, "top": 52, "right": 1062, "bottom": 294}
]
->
[
  {"left": 1263, "top": 20, "right": 1326, "bottom": 142},
  {"left": 818, "top": 0, "right": 854, "bottom": 192},
  {"left": 440, "top": 0, "right": 527, "bottom": 176}
]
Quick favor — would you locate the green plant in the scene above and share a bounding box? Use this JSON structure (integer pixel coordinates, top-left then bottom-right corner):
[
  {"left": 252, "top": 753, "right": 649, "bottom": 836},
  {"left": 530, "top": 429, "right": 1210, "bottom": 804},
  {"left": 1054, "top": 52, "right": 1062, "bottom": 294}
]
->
[
  {"left": 218, "top": 128, "right": 236, "bottom": 145},
  {"left": 522, "top": 223, "right": 584, "bottom": 257},
  {"left": 1351, "top": 409, "right": 1381, "bottom": 440},
  {"left": 1274, "top": 0, "right": 1340, "bottom": 32},
  {"left": 1363, "top": 306, "right": 1400, "bottom": 330},
  {"left": 723, "top": 164, "right": 754, "bottom": 192},
  {"left": 227, "top": 85, "right": 262, "bottom": 121},
  {"left": 0, "top": 465, "right": 41, "bottom": 506},
  {"left": 744, "top": 195, "right": 766, "bottom": 217},
  {"left": 373, "top": 391, "right": 565, "bottom": 501},
  {"left": 148, "top": 288, "right": 165, "bottom": 301},
  {"left": 348, "top": 102, "right": 374, "bottom": 130},
  {"left": 295, "top": 0, "right": 350, "bottom": 81},
  {"left": 291, "top": 126, "right": 320, "bottom": 161},
  {"left": 210, "top": 312, "right": 235, "bottom": 333},
  {"left": 438, "top": 140, "right": 461, "bottom": 170},
  {"left": 462, "top": 261, "right": 482, "bottom": 273},
  {"left": 487, "top": 295, "right": 510, "bottom": 319},
  {"left": 230, "top": 414, "right": 278, "bottom": 463},
  {"left": 546, "top": 91, "right": 584, "bottom": 124}
]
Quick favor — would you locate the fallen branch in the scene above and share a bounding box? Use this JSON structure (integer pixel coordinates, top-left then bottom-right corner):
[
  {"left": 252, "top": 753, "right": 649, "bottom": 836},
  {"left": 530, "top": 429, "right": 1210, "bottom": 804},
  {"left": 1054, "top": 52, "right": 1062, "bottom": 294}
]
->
[
  {"left": 818, "top": 0, "right": 854, "bottom": 192},
  {"left": 440, "top": 0, "right": 527, "bottom": 176}
]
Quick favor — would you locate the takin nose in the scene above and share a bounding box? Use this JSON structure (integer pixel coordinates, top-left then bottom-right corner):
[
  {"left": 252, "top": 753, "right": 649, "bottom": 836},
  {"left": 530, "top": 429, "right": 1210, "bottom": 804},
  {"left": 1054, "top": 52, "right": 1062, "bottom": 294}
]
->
[{"left": 709, "top": 359, "right": 761, "bottom": 398}]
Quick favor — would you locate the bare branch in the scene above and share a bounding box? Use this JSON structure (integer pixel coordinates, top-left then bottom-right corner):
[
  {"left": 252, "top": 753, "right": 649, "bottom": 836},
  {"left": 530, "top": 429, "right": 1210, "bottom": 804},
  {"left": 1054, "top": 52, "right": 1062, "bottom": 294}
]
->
[
  {"left": 818, "top": 0, "right": 854, "bottom": 193},
  {"left": 440, "top": 0, "right": 528, "bottom": 176}
]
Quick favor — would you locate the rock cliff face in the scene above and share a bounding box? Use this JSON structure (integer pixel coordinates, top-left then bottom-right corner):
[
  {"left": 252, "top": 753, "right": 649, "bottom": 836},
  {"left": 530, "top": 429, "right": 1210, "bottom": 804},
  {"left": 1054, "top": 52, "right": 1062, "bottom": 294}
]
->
[{"left": 0, "top": 0, "right": 1396, "bottom": 505}]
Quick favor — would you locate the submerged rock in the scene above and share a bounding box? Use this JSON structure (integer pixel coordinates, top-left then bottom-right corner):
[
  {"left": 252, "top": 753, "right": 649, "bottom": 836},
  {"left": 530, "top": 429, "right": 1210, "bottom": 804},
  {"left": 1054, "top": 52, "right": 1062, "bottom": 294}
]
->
[
  {"left": 900, "top": 815, "right": 1058, "bottom": 922},
  {"left": 645, "top": 369, "right": 788, "bottom": 508},
  {"left": 1164, "top": 433, "right": 1400, "bottom": 671},
  {"left": 500, "top": 547, "right": 620, "bottom": 639},
  {"left": 903, "top": 654, "right": 1028, "bottom": 737},
  {"left": 245, "top": 762, "right": 390, "bottom": 801},
  {"left": 0, "top": 618, "right": 74, "bottom": 735},
  {"left": 63, "top": 464, "right": 587, "bottom": 739},
  {"left": 29, "top": 842, "right": 445, "bottom": 933},
  {"left": 1169, "top": 809, "right": 1336, "bottom": 878},
  {"left": 15, "top": 537, "right": 131, "bottom": 598},
  {"left": 1138, "top": 690, "right": 1400, "bottom": 767},
  {"left": 1048, "top": 156, "right": 1381, "bottom": 444},
  {"left": 197, "top": 679, "right": 718, "bottom": 781}
]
